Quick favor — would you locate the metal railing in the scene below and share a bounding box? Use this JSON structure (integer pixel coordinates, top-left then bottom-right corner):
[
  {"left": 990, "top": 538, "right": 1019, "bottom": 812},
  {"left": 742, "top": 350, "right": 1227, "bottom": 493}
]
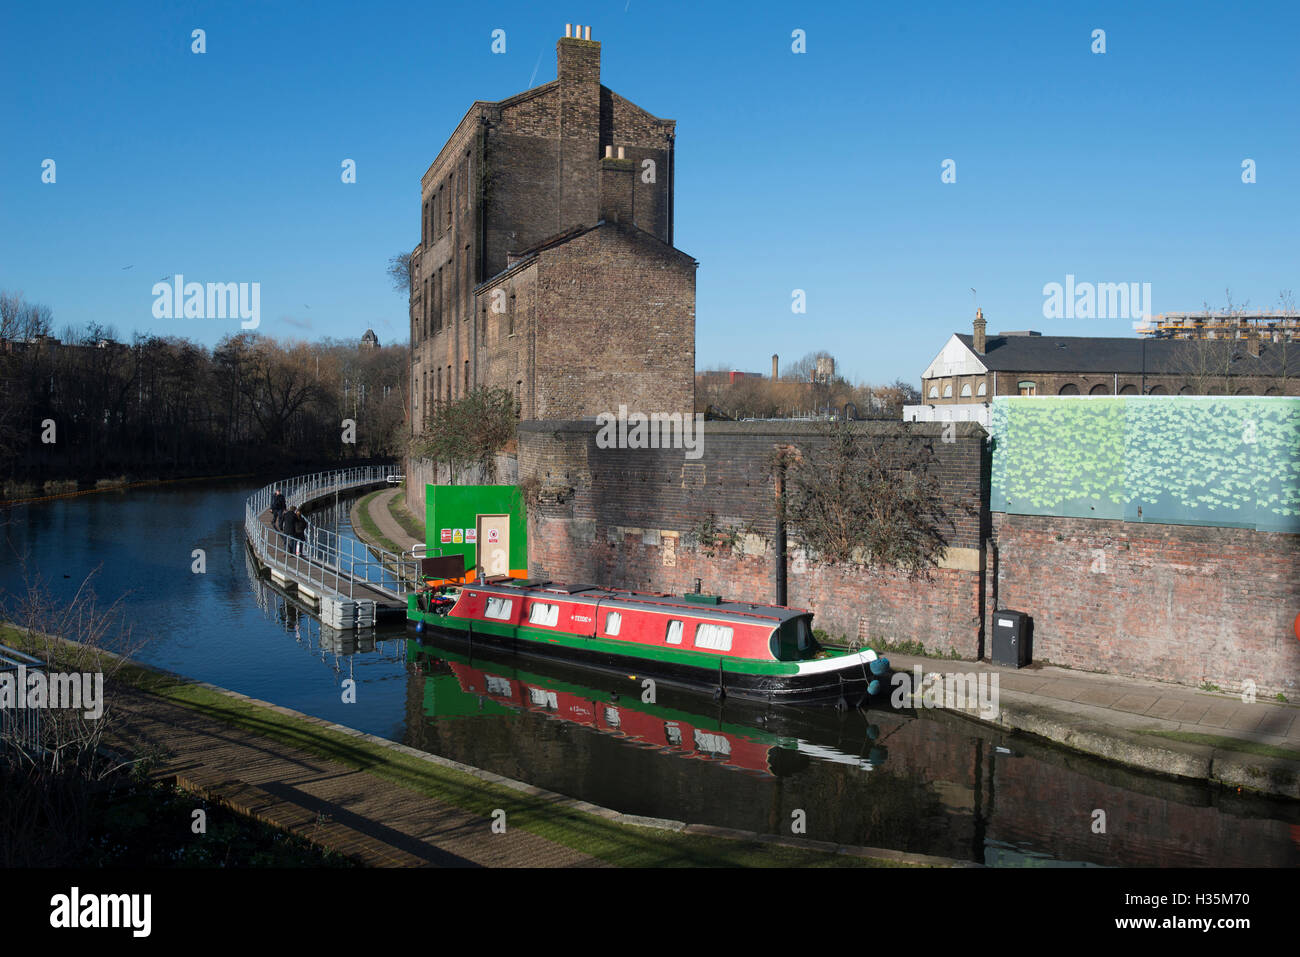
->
[
  {"left": 0, "top": 645, "right": 44, "bottom": 753},
  {"left": 244, "top": 466, "right": 423, "bottom": 601}
]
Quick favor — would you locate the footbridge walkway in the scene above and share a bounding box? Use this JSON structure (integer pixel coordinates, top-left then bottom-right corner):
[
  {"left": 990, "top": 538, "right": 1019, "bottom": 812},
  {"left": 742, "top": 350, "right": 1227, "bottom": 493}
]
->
[{"left": 244, "top": 466, "right": 421, "bottom": 623}]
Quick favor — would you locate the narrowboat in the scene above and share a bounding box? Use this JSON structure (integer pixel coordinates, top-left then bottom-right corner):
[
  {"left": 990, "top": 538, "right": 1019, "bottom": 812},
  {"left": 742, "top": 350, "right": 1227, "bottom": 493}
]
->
[{"left": 407, "top": 577, "right": 891, "bottom": 709}]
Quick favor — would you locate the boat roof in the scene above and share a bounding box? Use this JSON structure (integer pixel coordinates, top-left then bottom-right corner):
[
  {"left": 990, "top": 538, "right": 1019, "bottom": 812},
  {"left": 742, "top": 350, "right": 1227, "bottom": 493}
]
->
[{"left": 463, "top": 578, "right": 811, "bottom": 626}]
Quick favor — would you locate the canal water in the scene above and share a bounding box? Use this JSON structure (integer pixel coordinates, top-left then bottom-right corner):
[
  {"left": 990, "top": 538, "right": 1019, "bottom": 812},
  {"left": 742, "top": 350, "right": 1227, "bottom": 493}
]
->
[{"left": 1, "top": 480, "right": 1297, "bottom": 867}]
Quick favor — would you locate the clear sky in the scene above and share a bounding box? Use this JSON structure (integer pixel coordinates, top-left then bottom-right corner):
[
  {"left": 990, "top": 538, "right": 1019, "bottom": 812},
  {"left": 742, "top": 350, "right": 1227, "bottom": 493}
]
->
[{"left": 2, "top": 0, "right": 1296, "bottom": 385}]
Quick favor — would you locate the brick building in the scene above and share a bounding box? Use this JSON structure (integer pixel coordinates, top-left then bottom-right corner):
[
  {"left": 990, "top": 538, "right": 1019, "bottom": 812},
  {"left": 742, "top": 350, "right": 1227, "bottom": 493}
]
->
[
  {"left": 408, "top": 24, "right": 696, "bottom": 431},
  {"left": 908, "top": 309, "right": 1300, "bottom": 425}
]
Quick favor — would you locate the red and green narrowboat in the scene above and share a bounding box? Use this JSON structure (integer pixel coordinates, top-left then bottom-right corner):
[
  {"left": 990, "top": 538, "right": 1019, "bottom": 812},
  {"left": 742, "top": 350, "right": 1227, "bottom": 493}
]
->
[{"left": 407, "top": 578, "right": 891, "bottom": 709}]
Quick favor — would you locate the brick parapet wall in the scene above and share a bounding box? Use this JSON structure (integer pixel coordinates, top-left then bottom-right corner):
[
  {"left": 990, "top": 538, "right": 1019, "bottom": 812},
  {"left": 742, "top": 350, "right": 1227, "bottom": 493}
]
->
[
  {"left": 990, "top": 512, "right": 1300, "bottom": 695},
  {"left": 518, "top": 420, "right": 988, "bottom": 657}
]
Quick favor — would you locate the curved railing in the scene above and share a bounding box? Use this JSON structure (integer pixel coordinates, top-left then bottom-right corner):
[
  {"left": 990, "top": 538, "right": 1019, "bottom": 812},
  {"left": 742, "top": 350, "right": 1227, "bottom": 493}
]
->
[{"left": 244, "top": 465, "right": 421, "bottom": 601}]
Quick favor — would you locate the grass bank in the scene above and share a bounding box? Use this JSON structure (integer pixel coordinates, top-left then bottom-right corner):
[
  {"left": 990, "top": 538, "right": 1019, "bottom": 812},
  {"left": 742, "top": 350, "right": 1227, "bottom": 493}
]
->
[{"left": 1, "top": 623, "right": 923, "bottom": 868}]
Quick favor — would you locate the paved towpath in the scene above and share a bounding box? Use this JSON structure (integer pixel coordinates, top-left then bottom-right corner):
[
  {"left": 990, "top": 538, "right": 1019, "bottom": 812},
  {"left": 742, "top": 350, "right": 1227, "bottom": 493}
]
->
[
  {"left": 351, "top": 486, "right": 422, "bottom": 553},
  {"left": 110, "top": 683, "right": 605, "bottom": 867},
  {"left": 888, "top": 651, "right": 1300, "bottom": 798}
]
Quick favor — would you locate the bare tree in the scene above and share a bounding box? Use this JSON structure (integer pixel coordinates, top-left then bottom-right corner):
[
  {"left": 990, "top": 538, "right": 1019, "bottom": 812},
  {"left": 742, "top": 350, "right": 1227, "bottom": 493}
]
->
[
  {"left": 387, "top": 252, "right": 413, "bottom": 295},
  {"left": 781, "top": 421, "right": 950, "bottom": 574}
]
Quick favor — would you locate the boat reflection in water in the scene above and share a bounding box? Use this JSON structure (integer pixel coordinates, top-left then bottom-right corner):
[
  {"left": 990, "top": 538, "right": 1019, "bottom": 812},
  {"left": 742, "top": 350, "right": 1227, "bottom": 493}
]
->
[
  {"left": 408, "top": 638, "right": 895, "bottom": 782},
  {"left": 405, "top": 633, "right": 1300, "bottom": 867}
]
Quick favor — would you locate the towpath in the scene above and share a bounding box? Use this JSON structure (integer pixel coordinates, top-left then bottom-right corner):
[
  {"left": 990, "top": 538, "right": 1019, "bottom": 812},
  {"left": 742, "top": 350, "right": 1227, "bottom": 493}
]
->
[{"left": 888, "top": 651, "right": 1300, "bottom": 799}]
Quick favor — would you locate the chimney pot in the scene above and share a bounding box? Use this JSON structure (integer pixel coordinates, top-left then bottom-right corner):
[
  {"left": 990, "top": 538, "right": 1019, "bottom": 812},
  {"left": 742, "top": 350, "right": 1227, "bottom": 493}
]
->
[
  {"left": 605, "top": 145, "right": 613, "bottom": 158},
  {"left": 617, "top": 146, "right": 624, "bottom": 159},
  {"left": 565, "top": 23, "right": 571, "bottom": 38},
  {"left": 585, "top": 25, "right": 591, "bottom": 40}
]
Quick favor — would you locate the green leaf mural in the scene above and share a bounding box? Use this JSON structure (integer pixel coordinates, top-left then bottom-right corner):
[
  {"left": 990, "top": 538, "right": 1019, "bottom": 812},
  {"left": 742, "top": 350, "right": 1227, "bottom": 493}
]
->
[{"left": 990, "top": 396, "right": 1300, "bottom": 532}]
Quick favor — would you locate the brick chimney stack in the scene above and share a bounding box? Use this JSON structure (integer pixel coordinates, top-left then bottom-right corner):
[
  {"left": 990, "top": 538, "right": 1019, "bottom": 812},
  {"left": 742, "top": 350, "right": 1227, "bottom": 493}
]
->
[
  {"left": 599, "top": 145, "right": 634, "bottom": 224},
  {"left": 772, "top": 354, "right": 779, "bottom": 379},
  {"left": 558, "top": 25, "right": 600, "bottom": 89},
  {"left": 558, "top": 25, "right": 601, "bottom": 222},
  {"left": 973, "top": 307, "right": 986, "bottom": 355},
  {"left": 1247, "top": 329, "right": 1261, "bottom": 357}
]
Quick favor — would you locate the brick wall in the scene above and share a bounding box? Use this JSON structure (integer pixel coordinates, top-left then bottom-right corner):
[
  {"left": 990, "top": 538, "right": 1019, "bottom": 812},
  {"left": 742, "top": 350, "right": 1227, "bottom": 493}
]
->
[
  {"left": 519, "top": 420, "right": 989, "bottom": 657},
  {"left": 534, "top": 223, "right": 695, "bottom": 419},
  {"left": 991, "top": 512, "right": 1300, "bottom": 696}
]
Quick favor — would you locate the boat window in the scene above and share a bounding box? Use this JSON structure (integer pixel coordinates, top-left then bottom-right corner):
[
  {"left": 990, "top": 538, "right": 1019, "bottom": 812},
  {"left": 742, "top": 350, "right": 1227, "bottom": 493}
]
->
[
  {"left": 605, "top": 610, "right": 622, "bottom": 636},
  {"left": 485, "top": 675, "right": 511, "bottom": 696},
  {"left": 694, "top": 729, "right": 731, "bottom": 757},
  {"left": 772, "top": 615, "right": 817, "bottom": 661},
  {"left": 664, "top": 723, "right": 682, "bottom": 746},
  {"left": 665, "top": 619, "right": 684, "bottom": 644},
  {"left": 484, "top": 597, "right": 513, "bottom": 620},
  {"left": 694, "top": 622, "right": 734, "bottom": 652},
  {"left": 528, "top": 602, "right": 559, "bottom": 627},
  {"left": 528, "top": 687, "right": 558, "bottom": 709}
]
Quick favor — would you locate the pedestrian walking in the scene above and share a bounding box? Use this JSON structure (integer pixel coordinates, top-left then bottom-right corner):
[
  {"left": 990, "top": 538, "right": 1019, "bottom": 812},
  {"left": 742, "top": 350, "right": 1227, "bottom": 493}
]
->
[
  {"left": 292, "top": 506, "right": 308, "bottom": 556},
  {"left": 276, "top": 502, "right": 293, "bottom": 553},
  {"left": 271, "top": 488, "right": 286, "bottom": 526}
]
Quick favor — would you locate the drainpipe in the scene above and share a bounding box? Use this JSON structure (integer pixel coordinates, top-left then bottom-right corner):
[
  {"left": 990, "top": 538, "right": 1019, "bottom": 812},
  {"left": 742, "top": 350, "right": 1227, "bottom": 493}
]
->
[{"left": 774, "top": 463, "right": 787, "bottom": 606}]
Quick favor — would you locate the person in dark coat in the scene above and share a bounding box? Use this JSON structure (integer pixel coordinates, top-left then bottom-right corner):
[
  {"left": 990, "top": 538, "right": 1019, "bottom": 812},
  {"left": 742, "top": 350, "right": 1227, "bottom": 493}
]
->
[
  {"left": 270, "top": 488, "right": 286, "bottom": 526},
  {"left": 276, "top": 500, "right": 293, "bottom": 552},
  {"left": 291, "top": 507, "right": 308, "bottom": 556}
]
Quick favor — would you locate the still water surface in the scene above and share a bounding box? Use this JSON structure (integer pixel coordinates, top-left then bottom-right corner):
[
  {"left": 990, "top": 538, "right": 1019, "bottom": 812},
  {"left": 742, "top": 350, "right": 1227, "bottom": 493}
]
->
[{"left": 1, "top": 480, "right": 1296, "bottom": 867}]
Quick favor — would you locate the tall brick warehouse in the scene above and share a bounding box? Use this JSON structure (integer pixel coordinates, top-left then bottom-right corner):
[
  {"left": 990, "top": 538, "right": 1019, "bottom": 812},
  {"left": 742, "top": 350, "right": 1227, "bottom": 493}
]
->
[{"left": 408, "top": 24, "right": 696, "bottom": 432}]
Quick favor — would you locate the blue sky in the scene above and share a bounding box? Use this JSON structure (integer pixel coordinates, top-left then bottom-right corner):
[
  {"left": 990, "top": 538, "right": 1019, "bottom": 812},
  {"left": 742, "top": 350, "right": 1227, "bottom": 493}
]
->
[{"left": 2, "top": 0, "right": 1296, "bottom": 384}]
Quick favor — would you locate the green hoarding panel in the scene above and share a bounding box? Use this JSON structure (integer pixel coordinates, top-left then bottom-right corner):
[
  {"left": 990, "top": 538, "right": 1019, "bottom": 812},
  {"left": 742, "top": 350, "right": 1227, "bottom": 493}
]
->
[
  {"left": 991, "top": 396, "right": 1300, "bottom": 532},
  {"left": 425, "top": 484, "right": 528, "bottom": 575}
]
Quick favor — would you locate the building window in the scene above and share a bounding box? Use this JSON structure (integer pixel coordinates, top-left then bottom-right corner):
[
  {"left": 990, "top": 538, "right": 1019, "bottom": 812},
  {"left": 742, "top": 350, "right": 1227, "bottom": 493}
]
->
[
  {"left": 665, "top": 619, "right": 684, "bottom": 644},
  {"left": 484, "top": 597, "right": 513, "bottom": 620},
  {"left": 1017, "top": 381, "right": 1037, "bottom": 396},
  {"left": 977, "top": 381, "right": 987, "bottom": 396},
  {"left": 928, "top": 385, "right": 939, "bottom": 399},
  {"left": 528, "top": 602, "right": 559, "bottom": 627},
  {"left": 694, "top": 623, "right": 734, "bottom": 652},
  {"left": 1089, "top": 383, "right": 1109, "bottom": 395},
  {"left": 605, "top": 611, "right": 622, "bottom": 636},
  {"left": 960, "top": 383, "right": 972, "bottom": 398},
  {"left": 1058, "top": 383, "right": 1079, "bottom": 395}
]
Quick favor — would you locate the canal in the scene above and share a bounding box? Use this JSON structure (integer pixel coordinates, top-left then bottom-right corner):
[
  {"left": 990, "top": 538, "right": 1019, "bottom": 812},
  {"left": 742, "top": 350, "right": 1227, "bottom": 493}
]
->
[{"left": 1, "top": 479, "right": 1297, "bottom": 866}]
